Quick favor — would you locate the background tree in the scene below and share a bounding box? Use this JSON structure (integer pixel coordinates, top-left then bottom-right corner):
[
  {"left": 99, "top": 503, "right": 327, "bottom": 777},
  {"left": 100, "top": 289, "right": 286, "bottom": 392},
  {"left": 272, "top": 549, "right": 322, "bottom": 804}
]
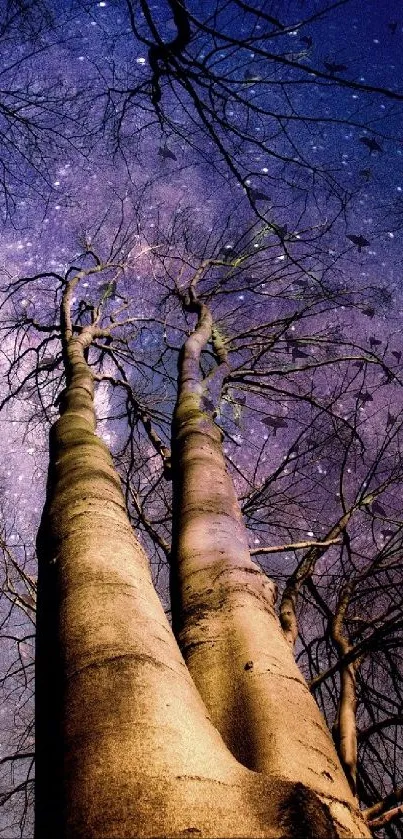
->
[{"left": 0, "top": 525, "right": 35, "bottom": 837}]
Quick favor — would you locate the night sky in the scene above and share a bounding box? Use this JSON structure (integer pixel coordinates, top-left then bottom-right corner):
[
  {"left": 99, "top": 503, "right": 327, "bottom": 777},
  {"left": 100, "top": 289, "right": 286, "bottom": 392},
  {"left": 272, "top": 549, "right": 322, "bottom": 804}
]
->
[
  {"left": 0, "top": 0, "right": 403, "bottom": 834},
  {"left": 1, "top": 0, "right": 402, "bottom": 516}
]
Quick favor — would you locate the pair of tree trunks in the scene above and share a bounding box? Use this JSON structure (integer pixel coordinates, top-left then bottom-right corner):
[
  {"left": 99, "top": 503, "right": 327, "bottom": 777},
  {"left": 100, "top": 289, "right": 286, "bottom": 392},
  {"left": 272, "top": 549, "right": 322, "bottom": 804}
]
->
[{"left": 35, "top": 323, "right": 371, "bottom": 836}]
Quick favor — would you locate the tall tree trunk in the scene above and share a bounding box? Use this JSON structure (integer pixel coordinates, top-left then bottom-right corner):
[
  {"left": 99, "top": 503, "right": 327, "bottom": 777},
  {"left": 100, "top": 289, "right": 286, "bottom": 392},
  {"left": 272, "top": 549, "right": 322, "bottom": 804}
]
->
[
  {"left": 35, "top": 337, "right": 341, "bottom": 837},
  {"left": 170, "top": 297, "right": 371, "bottom": 838}
]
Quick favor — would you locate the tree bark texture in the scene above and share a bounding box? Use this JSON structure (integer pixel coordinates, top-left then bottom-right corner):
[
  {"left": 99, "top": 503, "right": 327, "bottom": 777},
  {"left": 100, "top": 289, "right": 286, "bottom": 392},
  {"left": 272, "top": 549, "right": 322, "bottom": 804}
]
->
[
  {"left": 331, "top": 585, "right": 358, "bottom": 795},
  {"left": 170, "top": 301, "right": 371, "bottom": 838}
]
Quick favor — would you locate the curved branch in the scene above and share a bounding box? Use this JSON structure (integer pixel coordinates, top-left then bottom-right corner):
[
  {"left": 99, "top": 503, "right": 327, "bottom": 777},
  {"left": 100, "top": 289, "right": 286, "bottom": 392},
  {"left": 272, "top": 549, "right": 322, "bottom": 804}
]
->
[{"left": 331, "top": 582, "right": 358, "bottom": 795}]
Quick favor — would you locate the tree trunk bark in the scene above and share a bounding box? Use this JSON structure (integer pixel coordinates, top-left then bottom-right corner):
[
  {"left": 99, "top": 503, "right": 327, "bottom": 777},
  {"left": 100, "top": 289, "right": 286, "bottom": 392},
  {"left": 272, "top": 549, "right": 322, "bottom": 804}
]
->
[
  {"left": 331, "top": 585, "right": 358, "bottom": 795},
  {"left": 36, "top": 339, "right": 346, "bottom": 838},
  {"left": 170, "top": 304, "right": 371, "bottom": 838}
]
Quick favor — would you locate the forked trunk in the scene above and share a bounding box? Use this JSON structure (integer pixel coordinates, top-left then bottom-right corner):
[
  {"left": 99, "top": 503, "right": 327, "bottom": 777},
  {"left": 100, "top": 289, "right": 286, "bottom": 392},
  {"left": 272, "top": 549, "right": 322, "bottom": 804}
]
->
[{"left": 36, "top": 340, "right": 349, "bottom": 837}]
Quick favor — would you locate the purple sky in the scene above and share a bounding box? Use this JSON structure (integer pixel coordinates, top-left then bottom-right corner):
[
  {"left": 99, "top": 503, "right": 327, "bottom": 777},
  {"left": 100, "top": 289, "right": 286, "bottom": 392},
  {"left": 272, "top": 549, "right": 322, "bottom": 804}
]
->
[{"left": 0, "top": 1, "right": 403, "bottom": 833}]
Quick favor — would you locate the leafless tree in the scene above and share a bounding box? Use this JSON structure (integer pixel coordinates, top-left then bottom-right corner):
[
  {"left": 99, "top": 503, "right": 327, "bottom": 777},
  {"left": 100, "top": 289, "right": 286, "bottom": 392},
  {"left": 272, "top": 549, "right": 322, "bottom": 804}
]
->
[{"left": 0, "top": 197, "right": 401, "bottom": 834}]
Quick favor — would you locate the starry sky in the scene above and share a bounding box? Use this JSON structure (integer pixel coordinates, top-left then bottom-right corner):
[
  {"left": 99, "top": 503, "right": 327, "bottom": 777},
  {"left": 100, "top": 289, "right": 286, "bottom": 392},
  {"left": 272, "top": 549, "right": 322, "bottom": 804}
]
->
[
  {"left": 0, "top": 1, "right": 403, "bottom": 832},
  {"left": 0, "top": 0, "right": 400, "bottom": 600},
  {"left": 0, "top": 0, "right": 401, "bottom": 630}
]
